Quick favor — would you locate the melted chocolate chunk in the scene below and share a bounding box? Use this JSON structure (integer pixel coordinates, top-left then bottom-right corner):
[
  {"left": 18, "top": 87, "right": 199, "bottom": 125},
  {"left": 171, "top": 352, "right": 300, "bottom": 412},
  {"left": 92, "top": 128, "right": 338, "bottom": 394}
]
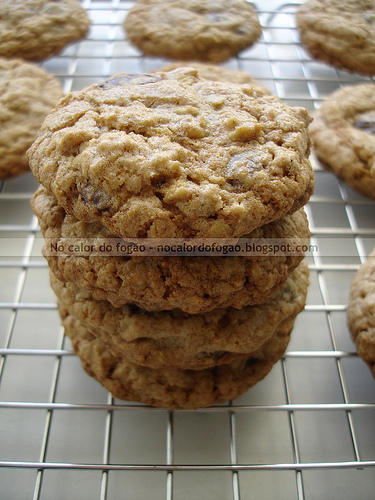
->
[
  {"left": 97, "top": 74, "right": 162, "bottom": 89},
  {"left": 225, "top": 151, "right": 266, "bottom": 191},
  {"left": 354, "top": 111, "right": 375, "bottom": 135},
  {"left": 79, "top": 185, "right": 111, "bottom": 214}
]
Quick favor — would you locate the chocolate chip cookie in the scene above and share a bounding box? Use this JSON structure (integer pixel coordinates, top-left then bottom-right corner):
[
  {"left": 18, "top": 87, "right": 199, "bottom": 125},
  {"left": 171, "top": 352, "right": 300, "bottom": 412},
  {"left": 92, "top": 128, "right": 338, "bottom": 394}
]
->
[
  {"left": 32, "top": 186, "right": 310, "bottom": 313},
  {"left": 310, "top": 83, "right": 375, "bottom": 199},
  {"left": 0, "top": 58, "right": 63, "bottom": 179},
  {"left": 296, "top": 0, "right": 375, "bottom": 75},
  {"left": 28, "top": 68, "right": 314, "bottom": 239},
  {"left": 0, "top": 0, "right": 90, "bottom": 62},
  {"left": 347, "top": 248, "right": 375, "bottom": 377},
  {"left": 123, "top": 0, "right": 262, "bottom": 63},
  {"left": 62, "top": 310, "right": 297, "bottom": 409},
  {"left": 52, "top": 260, "right": 309, "bottom": 369}
]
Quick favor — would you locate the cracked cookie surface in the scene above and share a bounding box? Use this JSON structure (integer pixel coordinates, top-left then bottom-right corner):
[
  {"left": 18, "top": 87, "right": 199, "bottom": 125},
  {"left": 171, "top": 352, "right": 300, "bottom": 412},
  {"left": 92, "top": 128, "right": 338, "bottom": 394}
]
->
[
  {"left": 0, "top": 0, "right": 90, "bottom": 61},
  {"left": 310, "top": 83, "right": 375, "bottom": 199},
  {"left": 28, "top": 67, "right": 314, "bottom": 239},
  {"left": 32, "top": 186, "right": 310, "bottom": 313},
  {"left": 296, "top": 0, "right": 375, "bottom": 75},
  {"left": 52, "top": 261, "right": 309, "bottom": 370},
  {"left": 62, "top": 310, "right": 297, "bottom": 409},
  {"left": 0, "top": 58, "right": 63, "bottom": 179},
  {"left": 347, "top": 247, "right": 375, "bottom": 377},
  {"left": 123, "top": 0, "right": 262, "bottom": 63}
]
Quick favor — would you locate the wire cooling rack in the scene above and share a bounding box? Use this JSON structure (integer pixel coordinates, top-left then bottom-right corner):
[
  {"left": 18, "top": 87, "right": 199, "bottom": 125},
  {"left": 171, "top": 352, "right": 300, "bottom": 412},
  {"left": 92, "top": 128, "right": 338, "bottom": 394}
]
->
[{"left": 0, "top": 1, "right": 374, "bottom": 499}]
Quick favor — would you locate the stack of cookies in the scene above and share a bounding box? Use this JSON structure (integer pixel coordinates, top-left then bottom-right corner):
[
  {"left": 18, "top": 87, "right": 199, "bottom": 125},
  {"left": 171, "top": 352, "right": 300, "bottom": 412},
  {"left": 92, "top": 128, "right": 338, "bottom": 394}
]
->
[{"left": 29, "top": 68, "right": 314, "bottom": 409}]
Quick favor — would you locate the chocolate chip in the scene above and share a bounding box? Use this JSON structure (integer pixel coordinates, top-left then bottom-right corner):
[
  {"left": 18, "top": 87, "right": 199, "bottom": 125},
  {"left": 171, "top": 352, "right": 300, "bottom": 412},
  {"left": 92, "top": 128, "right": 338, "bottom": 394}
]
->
[
  {"left": 79, "top": 184, "right": 111, "bottom": 214},
  {"left": 97, "top": 74, "right": 162, "bottom": 89},
  {"left": 354, "top": 111, "right": 375, "bottom": 134}
]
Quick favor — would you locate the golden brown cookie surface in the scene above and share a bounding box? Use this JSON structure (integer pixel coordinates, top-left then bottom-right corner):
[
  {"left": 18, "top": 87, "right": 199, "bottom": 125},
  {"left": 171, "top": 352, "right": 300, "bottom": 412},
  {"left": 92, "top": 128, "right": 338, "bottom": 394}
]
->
[
  {"left": 347, "top": 248, "right": 375, "bottom": 377},
  {"left": 157, "top": 61, "right": 271, "bottom": 95},
  {"left": 0, "top": 0, "right": 90, "bottom": 61},
  {"left": 296, "top": 0, "right": 375, "bottom": 75},
  {"left": 310, "top": 83, "right": 375, "bottom": 199},
  {"left": 0, "top": 58, "right": 63, "bottom": 179},
  {"left": 123, "top": 0, "right": 262, "bottom": 63},
  {"left": 28, "top": 68, "right": 314, "bottom": 239}
]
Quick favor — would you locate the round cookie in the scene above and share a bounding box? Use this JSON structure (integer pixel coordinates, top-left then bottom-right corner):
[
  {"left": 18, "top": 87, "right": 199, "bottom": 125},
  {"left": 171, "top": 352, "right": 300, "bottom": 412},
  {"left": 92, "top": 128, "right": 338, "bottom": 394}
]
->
[
  {"left": 347, "top": 248, "right": 375, "bottom": 377},
  {"left": 52, "top": 261, "right": 309, "bottom": 370},
  {"left": 310, "top": 83, "right": 375, "bottom": 199},
  {"left": 0, "top": 0, "right": 90, "bottom": 62},
  {"left": 28, "top": 68, "right": 314, "bottom": 239},
  {"left": 62, "top": 311, "right": 296, "bottom": 409},
  {"left": 0, "top": 58, "right": 63, "bottom": 179},
  {"left": 123, "top": 0, "right": 262, "bottom": 63},
  {"left": 157, "top": 61, "right": 271, "bottom": 95},
  {"left": 296, "top": 0, "right": 375, "bottom": 76},
  {"left": 32, "top": 186, "right": 310, "bottom": 313}
]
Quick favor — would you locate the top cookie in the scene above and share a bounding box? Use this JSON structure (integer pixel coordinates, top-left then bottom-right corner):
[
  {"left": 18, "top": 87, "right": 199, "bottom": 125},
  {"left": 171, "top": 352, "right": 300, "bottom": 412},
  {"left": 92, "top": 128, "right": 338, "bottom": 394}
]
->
[
  {"left": 0, "top": 58, "right": 64, "bottom": 179},
  {"left": 123, "top": 0, "right": 262, "bottom": 63},
  {"left": 296, "top": 0, "right": 375, "bottom": 75},
  {"left": 0, "top": 0, "right": 90, "bottom": 61},
  {"left": 310, "top": 83, "right": 375, "bottom": 199},
  {"left": 347, "top": 247, "right": 375, "bottom": 377},
  {"left": 28, "top": 68, "right": 314, "bottom": 239}
]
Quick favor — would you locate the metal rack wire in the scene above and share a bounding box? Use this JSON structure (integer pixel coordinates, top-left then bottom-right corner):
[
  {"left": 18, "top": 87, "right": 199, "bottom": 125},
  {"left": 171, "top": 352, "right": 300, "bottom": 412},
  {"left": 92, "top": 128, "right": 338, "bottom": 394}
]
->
[{"left": 0, "top": 1, "right": 374, "bottom": 499}]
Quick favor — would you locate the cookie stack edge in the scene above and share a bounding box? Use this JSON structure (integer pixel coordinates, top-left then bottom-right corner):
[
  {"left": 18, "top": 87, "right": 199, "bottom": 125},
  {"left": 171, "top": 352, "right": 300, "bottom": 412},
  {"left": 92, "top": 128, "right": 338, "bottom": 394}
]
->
[{"left": 29, "top": 67, "right": 314, "bottom": 409}]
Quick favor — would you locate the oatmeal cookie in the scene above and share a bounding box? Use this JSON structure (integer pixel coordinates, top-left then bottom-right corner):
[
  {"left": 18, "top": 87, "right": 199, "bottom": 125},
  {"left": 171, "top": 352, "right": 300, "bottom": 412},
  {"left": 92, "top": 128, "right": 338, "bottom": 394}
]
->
[
  {"left": 157, "top": 61, "right": 271, "bottom": 95},
  {"left": 0, "top": 0, "right": 90, "bottom": 62},
  {"left": 347, "top": 248, "right": 375, "bottom": 377},
  {"left": 296, "top": 0, "right": 375, "bottom": 75},
  {"left": 52, "top": 261, "right": 309, "bottom": 369},
  {"left": 32, "top": 186, "right": 310, "bottom": 313},
  {"left": 310, "top": 83, "right": 375, "bottom": 199},
  {"left": 62, "top": 311, "right": 296, "bottom": 409},
  {"left": 28, "top": 68, "right": 314, "bottom": 239},
  {"left": 0, "top": 58, "right": 63, "bottom": 179},
  {"left": 123, "top": 0, "right": 262, "bottom": 63}
]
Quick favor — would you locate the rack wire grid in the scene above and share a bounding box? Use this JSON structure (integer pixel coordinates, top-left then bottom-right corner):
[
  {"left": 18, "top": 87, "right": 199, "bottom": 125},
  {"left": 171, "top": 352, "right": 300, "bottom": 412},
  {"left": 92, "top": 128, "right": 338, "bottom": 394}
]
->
[{"left": 0, "top": 1, "right": 374, "bottom": 499}]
